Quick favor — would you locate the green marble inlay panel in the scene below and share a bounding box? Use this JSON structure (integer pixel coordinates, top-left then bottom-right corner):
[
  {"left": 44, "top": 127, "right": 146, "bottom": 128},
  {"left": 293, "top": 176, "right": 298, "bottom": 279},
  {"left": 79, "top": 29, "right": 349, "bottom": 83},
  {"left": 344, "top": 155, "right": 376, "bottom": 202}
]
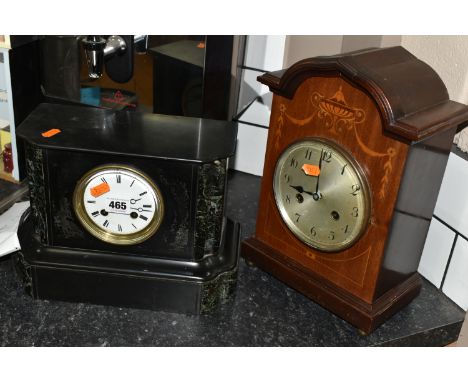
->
[
  {"left": 25, "top": 144, "right": 48, "bottom": 244},
  {"left": 200, "top": 267, "right": 238, "bottom": 313},
  {"left": 194, "top": 159, "right": 227, "bottom": 258}
]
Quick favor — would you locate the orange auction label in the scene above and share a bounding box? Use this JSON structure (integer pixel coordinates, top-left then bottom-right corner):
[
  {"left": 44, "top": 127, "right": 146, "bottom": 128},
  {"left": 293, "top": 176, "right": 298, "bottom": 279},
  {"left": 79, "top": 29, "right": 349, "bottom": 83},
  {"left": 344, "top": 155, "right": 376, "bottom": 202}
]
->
[
  {"left": 301, "top": 164, "right": 321, "bottom": 176},
  {"left": 90, "top": 182, "right": 110, "bottom": 197},
  {"left": 41, "top": 128, "right": 61, "bottom": 138}
]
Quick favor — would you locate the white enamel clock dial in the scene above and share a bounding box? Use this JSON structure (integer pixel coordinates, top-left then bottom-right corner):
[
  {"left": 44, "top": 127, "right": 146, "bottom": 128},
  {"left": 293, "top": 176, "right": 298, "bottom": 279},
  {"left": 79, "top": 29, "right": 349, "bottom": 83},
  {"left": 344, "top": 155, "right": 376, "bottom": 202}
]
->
[
  {"left": 273, "top": 138, "right": 371, "bottom": 252},
  {"left": 73, "top": 165, "right": 164, "bottom": 245}
]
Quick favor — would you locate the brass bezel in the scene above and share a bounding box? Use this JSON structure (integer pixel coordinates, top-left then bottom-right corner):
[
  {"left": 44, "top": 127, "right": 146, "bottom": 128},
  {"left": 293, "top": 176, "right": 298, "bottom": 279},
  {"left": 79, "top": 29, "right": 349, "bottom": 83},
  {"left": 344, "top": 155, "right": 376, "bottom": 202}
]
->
[
  {"left": 72, "top": 164, "right": 164, "bottom": 246},
  {"left": 273, "top": 137, "right": 371, "bottom": 253}
]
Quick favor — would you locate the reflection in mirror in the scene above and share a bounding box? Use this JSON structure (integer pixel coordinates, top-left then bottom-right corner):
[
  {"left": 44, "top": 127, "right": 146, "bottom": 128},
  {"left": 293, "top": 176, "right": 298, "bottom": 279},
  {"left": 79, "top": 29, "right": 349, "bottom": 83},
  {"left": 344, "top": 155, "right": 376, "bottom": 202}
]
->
[{"left": 39, "top": 35, "right": 239, "bottom": 121}]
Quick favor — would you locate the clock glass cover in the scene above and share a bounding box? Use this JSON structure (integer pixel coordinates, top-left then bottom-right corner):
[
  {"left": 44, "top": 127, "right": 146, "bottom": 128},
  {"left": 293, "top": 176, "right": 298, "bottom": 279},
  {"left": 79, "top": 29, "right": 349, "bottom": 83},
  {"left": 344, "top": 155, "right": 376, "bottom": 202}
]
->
[
  {"left": 73, "top": 164, "right": 164, "bottom": 245},
  {"left": 273, "top": 138, "right": 371, "bottom": 252}
]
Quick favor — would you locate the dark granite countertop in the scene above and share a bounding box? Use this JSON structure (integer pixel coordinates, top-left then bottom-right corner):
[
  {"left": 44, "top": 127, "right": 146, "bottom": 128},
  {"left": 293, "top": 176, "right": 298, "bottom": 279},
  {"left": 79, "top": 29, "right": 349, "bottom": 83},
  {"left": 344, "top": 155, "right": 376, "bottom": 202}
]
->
[{"left": 0, "top": 170, "right": 465, "bottom": 346}]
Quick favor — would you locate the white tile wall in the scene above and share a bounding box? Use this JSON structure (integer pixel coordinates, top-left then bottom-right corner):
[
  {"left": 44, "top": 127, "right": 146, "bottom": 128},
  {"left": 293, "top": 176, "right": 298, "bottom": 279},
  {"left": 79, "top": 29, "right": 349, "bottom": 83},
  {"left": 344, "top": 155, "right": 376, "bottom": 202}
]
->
[
  {"left": 244, "top": 36, "right": 286, "bottom": 72},
  {"left": 239, "top": 99, "right": 271, "bottom": 128},
  {"left": 237, "top": 69, "right": 270, "bottom": 113},
  {"left": 232, "top": 36, "right": 285, "bottom": 176},
  {"left": 418, "top": 218, "right": 455, "bottom": 288},
  {"left": 232, "top": 123, "right": 268, "bottom": 176},
  {"left": 419, "top": 151, "right": 468, "bottom": 311},
  {"left": 442, "top": 236, "right": 468, "bottom": 310},
  {"left": 434, "top": 153, "right": 468, "bottom": 237}
]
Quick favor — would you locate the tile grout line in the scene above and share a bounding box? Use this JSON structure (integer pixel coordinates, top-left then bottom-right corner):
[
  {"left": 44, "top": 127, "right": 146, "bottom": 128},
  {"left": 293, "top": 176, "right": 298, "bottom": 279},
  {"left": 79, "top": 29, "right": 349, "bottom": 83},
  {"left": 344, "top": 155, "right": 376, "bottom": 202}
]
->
[
  {"left": 440, "top": 233, "right": 458, "bottom": 291},
  {"left": 432, "top": 215, "right": 465, "bottom": 291},
  {"left": 234, "top": 120, "right": 269, "bottom": 130},
  {"left": 239, "top": 65, "right": 268, "bottom": 73},
  {"left": 433, "top": 214, "right": 468, "bottom": 243}
]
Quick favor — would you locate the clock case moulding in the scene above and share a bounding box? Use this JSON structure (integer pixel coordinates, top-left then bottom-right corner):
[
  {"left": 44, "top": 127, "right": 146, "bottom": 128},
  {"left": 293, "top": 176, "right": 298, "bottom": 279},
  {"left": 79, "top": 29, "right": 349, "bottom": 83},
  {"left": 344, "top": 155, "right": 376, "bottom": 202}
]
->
[
  {"left": 14, "top": 103, "right": 240, "bottom": 314},
  {"left": 242, "top": 46, "right": 468, "bottom": 334}
]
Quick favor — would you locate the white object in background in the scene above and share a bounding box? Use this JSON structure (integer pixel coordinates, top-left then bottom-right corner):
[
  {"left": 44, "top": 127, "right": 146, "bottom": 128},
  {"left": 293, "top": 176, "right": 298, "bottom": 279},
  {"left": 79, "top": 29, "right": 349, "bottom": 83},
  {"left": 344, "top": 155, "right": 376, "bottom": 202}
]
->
[
  {"left": 454, "top": 128, "right": 468, "bottom": 153},
  {"left": 442, "top": 236, "right": 468, "bottom": 311},
  {"left": 418, "top": 218, "right": 455, "bottom": 288},
  {"left": 434, "top": 153, "right": 468, "bottom": 238},
  {"left": 0, "top": 201, "right": 29, "bottom": 258},
  {"left": 0, "top": 48, "right": 20, "bottom": 180},
  {"left": 232, "top": 123, "right": 268, "bottom": 176},
  {"left": 244, "top": 36, "right": 286, "bottom": 72}
]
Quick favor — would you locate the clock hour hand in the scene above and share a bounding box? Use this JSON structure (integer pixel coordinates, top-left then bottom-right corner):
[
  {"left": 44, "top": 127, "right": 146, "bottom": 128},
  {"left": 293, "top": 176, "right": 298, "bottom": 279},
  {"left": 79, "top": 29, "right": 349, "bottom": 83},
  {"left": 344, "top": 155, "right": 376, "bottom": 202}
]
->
[
  {"left": 130, "top": 198, "right": 141, "bottom": 204},
  {"left": 289, "top": 184, "right": 315, "bottom": 196}
]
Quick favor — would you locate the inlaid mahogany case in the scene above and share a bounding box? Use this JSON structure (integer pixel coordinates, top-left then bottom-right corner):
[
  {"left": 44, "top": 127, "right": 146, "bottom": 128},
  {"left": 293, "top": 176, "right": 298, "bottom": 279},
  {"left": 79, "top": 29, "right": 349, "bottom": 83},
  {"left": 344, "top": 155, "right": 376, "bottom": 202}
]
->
[{"left": 242, "top": 46, "right": 468, "bottom": 333}]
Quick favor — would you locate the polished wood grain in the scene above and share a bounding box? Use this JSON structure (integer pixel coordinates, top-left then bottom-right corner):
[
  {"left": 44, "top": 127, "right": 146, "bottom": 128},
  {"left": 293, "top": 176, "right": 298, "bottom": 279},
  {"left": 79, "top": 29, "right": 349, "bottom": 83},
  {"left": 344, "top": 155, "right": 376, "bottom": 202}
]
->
[
  {"left": 254, "top": 76, "right": 408, "bottom": 303},
  {"left": 242, "top": 46, "right": 468, "bottom": 333}
]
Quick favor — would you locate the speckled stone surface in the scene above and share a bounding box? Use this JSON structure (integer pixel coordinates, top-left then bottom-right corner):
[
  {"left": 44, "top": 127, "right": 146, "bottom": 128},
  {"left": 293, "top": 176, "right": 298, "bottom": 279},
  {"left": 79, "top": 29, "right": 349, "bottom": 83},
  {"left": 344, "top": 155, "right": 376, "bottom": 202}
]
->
[{"left": 0, "top": 170, "right": 465, "bottom": 346}]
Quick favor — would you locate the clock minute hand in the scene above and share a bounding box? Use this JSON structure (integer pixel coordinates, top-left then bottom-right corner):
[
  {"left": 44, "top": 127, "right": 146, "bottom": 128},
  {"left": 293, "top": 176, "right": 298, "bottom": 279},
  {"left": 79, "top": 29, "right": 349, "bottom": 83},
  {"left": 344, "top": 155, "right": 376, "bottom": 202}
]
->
[
  {"left": 131, "top": 207, "right": 152, "bottom": 213},
  {"left": 316, "top": 149, "right": 323, "bottom": 194}
]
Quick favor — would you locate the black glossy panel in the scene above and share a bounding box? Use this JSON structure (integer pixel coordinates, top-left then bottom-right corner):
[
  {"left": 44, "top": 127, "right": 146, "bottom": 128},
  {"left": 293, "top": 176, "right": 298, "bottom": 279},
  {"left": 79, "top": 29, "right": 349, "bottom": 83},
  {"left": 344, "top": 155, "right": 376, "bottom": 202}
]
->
[
  {"left": 32, "top": 267, "right": 201, "bottom": 314},
  {"left": 17, "top": 103, "right": 238, "bottom": 163}
]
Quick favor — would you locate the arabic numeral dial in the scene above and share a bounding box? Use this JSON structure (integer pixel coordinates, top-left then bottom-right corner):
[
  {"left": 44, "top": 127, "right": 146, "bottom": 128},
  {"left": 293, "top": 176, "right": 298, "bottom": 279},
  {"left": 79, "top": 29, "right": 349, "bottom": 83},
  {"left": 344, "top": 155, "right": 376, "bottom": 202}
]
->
[{"left": 273, "top": 138, "right": 371, "bottom": 252}]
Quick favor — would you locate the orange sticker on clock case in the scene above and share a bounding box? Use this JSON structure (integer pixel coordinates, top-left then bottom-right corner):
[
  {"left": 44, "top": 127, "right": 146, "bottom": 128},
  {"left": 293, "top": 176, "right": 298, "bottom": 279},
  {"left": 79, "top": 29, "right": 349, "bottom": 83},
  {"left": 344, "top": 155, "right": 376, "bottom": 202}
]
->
[
  {"left": 90, "top": 182, "right": 110, "bottom": 197},
  {"left": 301, "top": 164, "right": 321, "bottom": 176},
  {"left": 41, "top": 128, "right": 62, "bottom": 138}
]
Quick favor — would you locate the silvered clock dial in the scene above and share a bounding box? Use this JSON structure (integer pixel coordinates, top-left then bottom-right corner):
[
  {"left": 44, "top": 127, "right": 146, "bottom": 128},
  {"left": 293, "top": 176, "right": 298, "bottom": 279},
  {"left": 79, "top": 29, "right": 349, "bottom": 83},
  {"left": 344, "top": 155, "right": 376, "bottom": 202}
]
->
[
  {"left": 273, "top": 138, "right": 371, "bottom": 252},
  {"left": 73, "top": 164, "right": 164, "bottom": 245}
]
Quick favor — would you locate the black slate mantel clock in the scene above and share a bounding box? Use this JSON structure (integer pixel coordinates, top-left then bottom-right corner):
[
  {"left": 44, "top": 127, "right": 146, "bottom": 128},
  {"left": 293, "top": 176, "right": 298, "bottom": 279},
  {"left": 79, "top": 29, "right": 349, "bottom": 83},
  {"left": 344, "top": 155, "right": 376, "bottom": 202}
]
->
[{"left": 15, "top": 103, "right": 240, "bottom": 314}]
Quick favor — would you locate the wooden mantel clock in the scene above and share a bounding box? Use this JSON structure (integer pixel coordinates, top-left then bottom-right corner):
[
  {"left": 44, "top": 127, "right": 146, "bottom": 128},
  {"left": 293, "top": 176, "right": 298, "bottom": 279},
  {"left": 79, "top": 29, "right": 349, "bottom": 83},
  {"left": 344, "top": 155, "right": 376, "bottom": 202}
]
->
[
  {"left": 242, "top": 46, "right": 468, "bottom": 333},
  {"left": 15, "top": 103, "right": 240, "bottom": 314}
]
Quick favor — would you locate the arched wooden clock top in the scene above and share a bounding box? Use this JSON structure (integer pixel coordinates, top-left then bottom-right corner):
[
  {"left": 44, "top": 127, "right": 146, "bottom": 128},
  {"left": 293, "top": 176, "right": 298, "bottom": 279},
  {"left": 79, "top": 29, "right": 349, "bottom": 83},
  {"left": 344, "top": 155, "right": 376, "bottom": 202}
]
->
[{"left": 258, "top": 46, "right": 468, "bottom": 143}]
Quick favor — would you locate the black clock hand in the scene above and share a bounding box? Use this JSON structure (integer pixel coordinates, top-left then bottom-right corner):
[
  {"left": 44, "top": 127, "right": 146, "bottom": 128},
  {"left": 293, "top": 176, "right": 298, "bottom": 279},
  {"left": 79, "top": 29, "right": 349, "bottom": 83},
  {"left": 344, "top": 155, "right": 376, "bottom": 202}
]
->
[
  {"left": 289, "top": 184, "right": 316, "bottom": 197},
  {"left": 306, "top": 149, "right": 324, "bottom": 201},
  {"left": 315, "top": 149, "right": 323, "bottom": 194},
  {"left": 289, "top": 185, "right": 305, "bottom": 193},
  {"left": 130, "top": 198, "right": 141, "bottom": 204},
  {"left": 130, "top": 207, "right": 152, "bottom": 213}
]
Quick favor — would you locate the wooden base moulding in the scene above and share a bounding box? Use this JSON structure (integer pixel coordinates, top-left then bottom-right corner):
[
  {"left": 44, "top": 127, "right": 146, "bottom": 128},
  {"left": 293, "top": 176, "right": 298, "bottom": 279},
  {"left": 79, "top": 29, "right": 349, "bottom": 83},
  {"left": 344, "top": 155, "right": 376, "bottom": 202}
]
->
[{"left": 242, "top": 237, "right": 422, "bottom": 334}]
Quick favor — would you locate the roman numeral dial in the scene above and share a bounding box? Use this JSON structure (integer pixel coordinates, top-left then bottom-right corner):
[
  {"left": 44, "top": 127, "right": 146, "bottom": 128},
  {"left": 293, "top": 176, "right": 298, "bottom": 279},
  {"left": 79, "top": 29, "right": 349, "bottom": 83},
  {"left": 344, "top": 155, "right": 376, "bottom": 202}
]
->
[
  {"left": 73, "top": 165, "right": 164, "bottom": 246},
  {"left": 273, "top": 138, "right": 371, "bottom": 252}
]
